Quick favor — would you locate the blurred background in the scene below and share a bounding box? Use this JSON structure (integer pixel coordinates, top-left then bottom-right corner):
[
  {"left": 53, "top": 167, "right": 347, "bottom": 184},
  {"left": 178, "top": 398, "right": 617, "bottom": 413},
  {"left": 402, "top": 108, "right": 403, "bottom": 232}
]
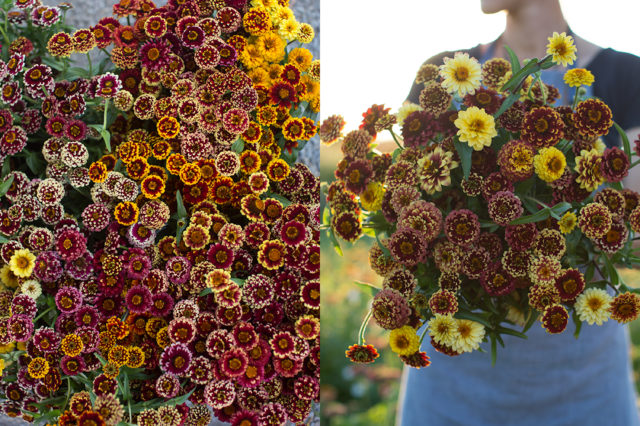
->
[{"left": 320, "top": 1, "right": 640, "bottom": 425}]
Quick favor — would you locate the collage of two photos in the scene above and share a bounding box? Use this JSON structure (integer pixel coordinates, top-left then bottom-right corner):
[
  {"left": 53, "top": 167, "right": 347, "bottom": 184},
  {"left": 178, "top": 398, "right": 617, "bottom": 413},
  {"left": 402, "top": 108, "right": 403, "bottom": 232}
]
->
[{"left": 1, "top": 0, "right": 640, "bottom": 425}]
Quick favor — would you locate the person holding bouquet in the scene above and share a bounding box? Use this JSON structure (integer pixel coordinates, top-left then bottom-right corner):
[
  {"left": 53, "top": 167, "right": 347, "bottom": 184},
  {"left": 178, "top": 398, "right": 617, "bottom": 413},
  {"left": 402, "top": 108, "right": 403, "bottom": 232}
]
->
[{"left": 398, "top": 0, "right": 640, "bottom": 424}]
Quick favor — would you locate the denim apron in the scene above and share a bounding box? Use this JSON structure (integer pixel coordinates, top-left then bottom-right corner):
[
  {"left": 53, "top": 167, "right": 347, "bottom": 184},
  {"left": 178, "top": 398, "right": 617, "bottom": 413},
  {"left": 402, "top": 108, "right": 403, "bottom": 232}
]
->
[{"left": 397, "top": 41, "right": 640, "bottom": 426}]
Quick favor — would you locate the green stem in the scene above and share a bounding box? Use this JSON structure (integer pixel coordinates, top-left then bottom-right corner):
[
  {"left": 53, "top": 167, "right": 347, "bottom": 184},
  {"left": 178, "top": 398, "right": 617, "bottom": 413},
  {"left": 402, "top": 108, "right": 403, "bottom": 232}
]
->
[
  {"left": 572, "top": 87, "right": 580, "bottom": 110},
  {"left": 534, "top": 73, "right": 547, "bottom": 105},
  {"left": 61, "top": 57, "right": 69, "bottom": 79},
  {"left": 357, "top": 309, "right": 373, "bottom": 345},
  {"left": 523, "top": 195, "right": 550, "bottom": 210},
  {"left": 86, "top": 52, "right": 92, "bottom": 77},
  {"left": 389, "top": 129, "right": 404, "bottom": 150},
  {"left": 0, "top": 24, "right": 9, "bottom": 51},
  {"left": 34, "top": 305, "right": 55, "bottom": 322},
  {"left": 103, "top": 98, "right": 109, "bottom": 128},
  {"left": 63, "top": 377, "right": 71, "bottom": 412},
  {"left": 419, "top": 321, "right": 430, "bottom": 344}
]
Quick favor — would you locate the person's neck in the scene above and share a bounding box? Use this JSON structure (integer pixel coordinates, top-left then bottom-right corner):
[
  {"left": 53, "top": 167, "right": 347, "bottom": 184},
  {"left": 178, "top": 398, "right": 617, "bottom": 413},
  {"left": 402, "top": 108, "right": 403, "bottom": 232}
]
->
[{"left": 498, "top": 1, "right": 568, "bottom": 61}]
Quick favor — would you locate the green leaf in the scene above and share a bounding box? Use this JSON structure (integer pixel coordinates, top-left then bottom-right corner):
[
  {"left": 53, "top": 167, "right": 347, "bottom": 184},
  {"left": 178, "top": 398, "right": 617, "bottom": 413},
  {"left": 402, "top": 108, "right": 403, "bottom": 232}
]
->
[
  {"left": 522, "top": 309, "right": 538, "bottom": 333},
  {"left": 199, "top": 288, "right": 213, "bottom": 296},
  {"left": 501, "top": 58, "right": 540, "bottom": 94},
  {"left": 354, "top": 281, "right": 381, "bottom": 298},
  {"left": 0, "top": 174, "right": 14, "bottom": 197},
  {"left": 361, "top": 227, "right": 376, "bottom": 238},
  {"left": 585, "top": 263, "right": 595, "bottom": 282},
  {"left": 609, "top": 181, "right": 624, "bottom": 191},
  {"left": 122, "top": 373, "right": 131, "bottom": 401},
  {"left": 392, "top": 147, "right": 402, "bottom": 162},
  {"left": 265, "top": 191, "right": 293, "bottom": 208},
  {"left": 132, "top": 388, "right": 195, "bottom": 412},
  {"left": 175, "top": 190, "right": 187, "bottom": 219},
  {"left": 67, "top": 66, "right": 89, "bottom": 79},
  {"left": 572, "top": 312, "right": 583, "bottom": 339},
  {"left": 329, "top": 227, "right": 343, "bottom": 256},
  {"left": 231, "top": 138, "right": 245, "bottom": 153},
  {"left": 496, "top": 325, "right": 527, "bottom": 339},
  {"left": 453, "top": 137, "right": 473, "bottom": 180},
  {"left": 493, "top": 92, "right": 520, "bottom": 119},
  {"left": 231, "top": 278, "right": 245, "bottom": 287},
  {"left": 504, "top": 45, "right": 521, "bottom": 74},
  {"left": 612, "top": 121, "right": 632, "bottom": 160},
  {"left": 1, "top": 158, "right": 10, "bottom": 178},
  {"left": 375, "top": 233, "right": 391, "bottom": 257},
  {"left": 100, "top": 129, "right": 112, "bottom": 152},
  {"left": 490, "top": 333, "right": 498, "bottom": 367},
  {"left": 26, "top": 151, "right": 45, "bottom": 175},
  {"left": 549, "top": 202, "right": 573, "bottom": 220},
  {"left": 454, "top": 311, "right": 492, "bottom": 329},
  {"left": 507, "top": 208, "right": 550, "bottom": 225}
]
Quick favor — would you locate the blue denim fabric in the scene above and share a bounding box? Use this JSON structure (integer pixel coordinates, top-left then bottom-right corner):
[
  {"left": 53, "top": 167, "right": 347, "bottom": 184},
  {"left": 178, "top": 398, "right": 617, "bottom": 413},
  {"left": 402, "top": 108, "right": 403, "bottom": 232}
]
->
[{"left": 398, "top": 320, "right": 639, "bottom": 426}]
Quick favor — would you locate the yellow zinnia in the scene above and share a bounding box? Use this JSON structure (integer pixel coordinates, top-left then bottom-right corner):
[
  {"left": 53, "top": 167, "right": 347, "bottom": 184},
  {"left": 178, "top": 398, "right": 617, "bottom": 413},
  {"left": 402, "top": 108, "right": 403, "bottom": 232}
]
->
[
  {"left": 360, "top": 182, "right": 385, "bottom": 212},
  {"left": 558, "top": 211, "right": 577, "bottom": 234},
  {"left": 287, "top": 47, "right": 313, "bottom": 71},
  {"left": 450, "top": 319, "right": 485, "bottom": 353},
  {"left": 9, "top": 249, "right": 36, "bottom": 278},
  {"left": 533, "top": 147, "right": 566, "bottom": 183},
  {"left": 256, "top": 31, "right": 286, "bottom": 63},
  {"left": 239, "top": 43, "right": 265, "bottom": 70},
  {"left": 427, "top": 314, "right": 458, "bottom": 347},
  {"left": 439, "top": 52, "right": 482, "bottom": 96},
  {"left": 0, "top": 265, "right": 19, "bottom": 289},
  {"left": 546, "top": 32, "right": 577, "bottom": 67},
  {"left": 297, "top": 23, "right": 315, "bottom": 44},
  {"left": 278, "top": 18, "right": 299, "bottom": 41},
  {"left": 389, "top": 325, "right": 420, "bottom": 356},
  {"left": 563, "top": 68, "right": 594, "bottom": 87},
  {"left": 575, "top": 288, "right": 612, "bottom": 325},
  {"left": 454, "top": 106, "right": 497, "bottom": 151},
  {"left": 28, "top": 357, "right": 50, "bottom": 379}
]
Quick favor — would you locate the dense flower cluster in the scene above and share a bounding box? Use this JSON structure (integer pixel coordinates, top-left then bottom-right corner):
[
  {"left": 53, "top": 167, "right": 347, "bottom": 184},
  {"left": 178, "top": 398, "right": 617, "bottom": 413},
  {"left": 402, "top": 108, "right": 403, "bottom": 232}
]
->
[
  {"left": 0, "top": 0, "right": 319, "bottom": 424},
  {"left": 326, "top": 33, "right": 640, "bottom": 368}
]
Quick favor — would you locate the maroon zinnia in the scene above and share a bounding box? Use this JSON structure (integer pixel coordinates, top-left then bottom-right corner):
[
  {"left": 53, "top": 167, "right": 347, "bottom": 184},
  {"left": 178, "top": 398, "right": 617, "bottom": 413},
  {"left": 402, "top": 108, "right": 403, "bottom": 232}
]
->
[
  {"left": 541, "top": 304, "right": 569, "bottom": 334},
  {"left": 444, "top": 209, "right": 480, "bottom": 247},
  {"left": 371, "top": 289, "right": 411, "bottom": 330},
  {"left": 388, "top": 227, "right": 427, "bottom": 267},
  {"left": 160, "top": 343, "right": 192, "bottom": 376},
  {"left": 600, "top": 147, "right": 629, "bottom": 182},
  {"left": 55, "top": 228, "right": 87, "bottom": 261}
]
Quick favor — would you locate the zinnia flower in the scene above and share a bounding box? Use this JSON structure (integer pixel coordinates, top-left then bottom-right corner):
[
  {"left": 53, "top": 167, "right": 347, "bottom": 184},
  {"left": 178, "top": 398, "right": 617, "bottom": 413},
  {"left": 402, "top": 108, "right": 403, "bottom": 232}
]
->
[
  {"left": 575, "top": 288, "right": 612, "bottom": 325},
  {"left": 563, "top": 68, "right": 594, "bottom": 87},
  {"left": 389, "top": 325, "right": 420, "bottom": 356},
  {"left": 609, "top": 292, "right": 640, "bottom": 324},
  {"left": 454, "top": 106, "right": 497, "bottom": 151},
  {"left": 546, "top": 32, "right": 577, "bottom": 67},
  {"left": 450, "top": 319, "right": 485, "bottom": 353},
  {"left": 439, "top": 52, "right": 482, "bottom": 96},
  {"left": 534, "top": 147, "right": 566, "bottom": 182},
  {"left": 9, "top": 249, "right": 35, "bottom": 278},
  {"left": 541, "top": 304, "right": 569, "bottom": 334}
]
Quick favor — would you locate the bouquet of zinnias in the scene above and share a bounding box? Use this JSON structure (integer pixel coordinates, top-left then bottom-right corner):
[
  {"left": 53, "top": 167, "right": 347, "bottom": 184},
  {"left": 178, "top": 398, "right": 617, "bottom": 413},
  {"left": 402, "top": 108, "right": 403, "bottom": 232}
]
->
[
  {"left": 321, "top": 32, "right": 640, "bottom": 368},
  {"left": 0, "top": 0, "right": 320, "bottom": 424}
]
